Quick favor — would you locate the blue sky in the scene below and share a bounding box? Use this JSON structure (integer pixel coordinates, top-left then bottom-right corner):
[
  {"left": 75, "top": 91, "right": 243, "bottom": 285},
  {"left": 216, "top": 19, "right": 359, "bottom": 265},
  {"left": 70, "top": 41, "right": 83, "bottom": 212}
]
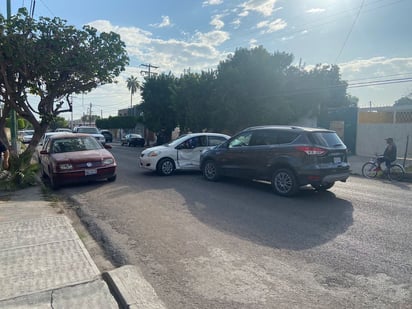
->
[{"left": 2, "top": 0, "right": 412, "bottom": 120}]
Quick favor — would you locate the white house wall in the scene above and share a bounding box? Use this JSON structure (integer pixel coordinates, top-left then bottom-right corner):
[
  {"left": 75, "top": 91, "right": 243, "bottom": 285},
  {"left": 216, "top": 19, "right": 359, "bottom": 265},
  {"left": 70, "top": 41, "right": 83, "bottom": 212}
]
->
[{"left": 356, "top": 123, "right": 412, "bottom": 158}]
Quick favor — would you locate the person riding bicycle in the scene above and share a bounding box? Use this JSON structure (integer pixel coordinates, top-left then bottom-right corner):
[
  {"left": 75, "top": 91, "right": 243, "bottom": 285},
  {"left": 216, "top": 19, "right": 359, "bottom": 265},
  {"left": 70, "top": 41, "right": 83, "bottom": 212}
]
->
[{"left": 377, "top": 137, "right": 397, "bottom": 171}]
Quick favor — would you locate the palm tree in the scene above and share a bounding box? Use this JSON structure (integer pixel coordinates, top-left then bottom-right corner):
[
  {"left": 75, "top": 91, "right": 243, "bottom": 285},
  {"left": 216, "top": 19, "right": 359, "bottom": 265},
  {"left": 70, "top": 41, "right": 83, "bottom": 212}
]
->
[{"left": 126, "top": 75, "right": 140, "bottom": 108}]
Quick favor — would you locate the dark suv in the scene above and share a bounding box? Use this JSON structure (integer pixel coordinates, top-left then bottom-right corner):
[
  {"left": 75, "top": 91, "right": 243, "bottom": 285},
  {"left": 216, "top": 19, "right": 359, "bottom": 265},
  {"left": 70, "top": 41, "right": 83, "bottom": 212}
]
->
[{"left": 200, "top": 126, "right": 350, "bottom": 196}]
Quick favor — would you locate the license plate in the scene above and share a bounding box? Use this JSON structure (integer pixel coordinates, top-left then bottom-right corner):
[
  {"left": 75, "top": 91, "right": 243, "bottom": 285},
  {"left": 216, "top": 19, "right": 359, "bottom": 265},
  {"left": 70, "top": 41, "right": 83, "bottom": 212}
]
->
[
  {"left": 85, "top": 169, "right": 97, "bottom": 176},
  {"left": 333, "top": 157, "right": 342, "bottom": 163}
]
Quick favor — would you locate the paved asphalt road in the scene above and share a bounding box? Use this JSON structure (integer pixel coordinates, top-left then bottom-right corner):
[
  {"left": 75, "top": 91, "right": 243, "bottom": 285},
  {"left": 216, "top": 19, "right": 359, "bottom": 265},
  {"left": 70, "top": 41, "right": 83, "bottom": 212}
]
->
[{"left": 57, "top": 144, "right": 412, "bottom": 309}]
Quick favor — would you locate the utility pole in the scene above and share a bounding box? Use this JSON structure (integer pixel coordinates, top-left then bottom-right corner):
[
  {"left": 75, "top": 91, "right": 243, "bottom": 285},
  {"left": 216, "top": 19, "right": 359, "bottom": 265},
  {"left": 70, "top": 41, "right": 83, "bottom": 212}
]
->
[
  {"left": 89, "top": 103, "right": 92, "bottom": 126},
  {"left": 140, "top": 64, "right": 159, "bottom": 78},
  {"left": 7, "top": 0, "right": 18, "bottom": 154},
  {"left": 70, "top": 96, "right": 74, "bottom": 129}
]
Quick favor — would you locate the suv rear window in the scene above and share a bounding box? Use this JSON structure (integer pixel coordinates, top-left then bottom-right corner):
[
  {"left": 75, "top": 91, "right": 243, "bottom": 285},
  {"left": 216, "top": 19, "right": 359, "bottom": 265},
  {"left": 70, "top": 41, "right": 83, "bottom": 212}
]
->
[
  {"left": 250, "top": 130, "right": 299, "bottom": 146},
  {"left": 308, "top": 132, "right": 344, "bottom": 147}
]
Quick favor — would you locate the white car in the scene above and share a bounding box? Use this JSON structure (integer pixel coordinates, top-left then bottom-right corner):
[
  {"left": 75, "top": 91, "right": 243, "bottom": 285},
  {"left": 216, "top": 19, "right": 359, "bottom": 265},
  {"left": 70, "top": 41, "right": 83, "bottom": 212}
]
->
[
  {"left": 72, "top": 126, "right": 106, "bottom": 145},
  {"left": 139, "top": 132, "right": 230, "bottom": 175},
  {"left": 21, "top": 130, "right": 35, "bottom": 144}
]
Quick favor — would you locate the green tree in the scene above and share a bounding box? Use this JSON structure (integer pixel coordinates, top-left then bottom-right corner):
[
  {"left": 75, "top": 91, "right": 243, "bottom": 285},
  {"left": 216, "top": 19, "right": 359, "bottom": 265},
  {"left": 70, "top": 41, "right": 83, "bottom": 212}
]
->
[
  {"left": 140, "top": 73, "right": 177, "bottom": 141},
  {"left": 210, "top": 47, "right": 350, "bottom": 132},
  {"left": 211, "top": 46, "right": 295, "bottom": 132},
  {"left": 172, "top": 70, "right": 217, "bottom": 132},
  {"left": 138, "top": 46, "right": 351, "bottom": 136},
  {"left": 126, "top": 75, "right": 140, "bottom": 108},
  {"left": 0, "top": 8, "right": 128, "bottom": 163},
  {"left": 5, "top": 117, "right": 28, "bottom": 130},
  {"left": 346, "top": 94, "right": 359, "bottom": 107},
  {"left": 49, "top": 116, "right": 69, "bottom": 131},
  {"left": 394, "top": 95, "right": 412, "bottom": 106}
]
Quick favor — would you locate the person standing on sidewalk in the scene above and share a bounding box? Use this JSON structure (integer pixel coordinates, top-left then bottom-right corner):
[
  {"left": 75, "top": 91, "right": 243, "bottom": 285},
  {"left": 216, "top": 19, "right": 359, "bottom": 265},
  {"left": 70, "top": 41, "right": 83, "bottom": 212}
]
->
[
  {"left": 0, "top": 140, "right": 10, "bottom": 179},
  {"left": 0, "top": 140, "right": 9, "bottom": 169},
  {"left": 377, "top": 137, "right": 397, "bottom": 170}
]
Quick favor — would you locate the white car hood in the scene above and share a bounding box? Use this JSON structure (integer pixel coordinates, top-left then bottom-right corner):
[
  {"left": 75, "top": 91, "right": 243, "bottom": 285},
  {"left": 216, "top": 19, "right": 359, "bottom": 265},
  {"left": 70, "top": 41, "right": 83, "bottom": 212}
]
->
[{"left": 142, "top": 145, "right": 170, "bottom": 154}]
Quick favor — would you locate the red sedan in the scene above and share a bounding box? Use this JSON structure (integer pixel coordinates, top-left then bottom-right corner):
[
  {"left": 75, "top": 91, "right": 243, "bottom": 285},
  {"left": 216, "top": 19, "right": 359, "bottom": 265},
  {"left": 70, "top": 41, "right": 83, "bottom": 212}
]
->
[{"left": 39, "top": 133, "right": 117, "bottom": 189}]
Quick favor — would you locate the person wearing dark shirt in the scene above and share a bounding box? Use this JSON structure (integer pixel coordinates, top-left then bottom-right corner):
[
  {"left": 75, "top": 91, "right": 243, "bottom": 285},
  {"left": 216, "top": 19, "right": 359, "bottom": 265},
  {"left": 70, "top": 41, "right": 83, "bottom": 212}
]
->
[
  {"left": 0, "top": 140, "right": 9, "bottom": 171},
  {"left": 377, "top": 137, "right": 397, "bottom": 170}
]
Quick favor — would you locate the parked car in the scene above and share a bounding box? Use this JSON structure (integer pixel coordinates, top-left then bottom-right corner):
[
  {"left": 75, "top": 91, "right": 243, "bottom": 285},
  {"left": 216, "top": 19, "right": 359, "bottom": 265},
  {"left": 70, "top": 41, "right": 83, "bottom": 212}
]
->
[
  {"left": 140, "top": 132, "right": 230, "bottom": 175},
  {"left": 200, "top": 125, "right": 350, "bottom": 197},
  {"left": 19, "top": 130, "right": 34, "bottom": 144},
  {"left": 121, "top": 134, "right": 145, "bottom": 147},
  {"left": 99, "top": 130, "right": 113, "bottom": 143},
  {"left": 35, "top": 131, "right": 73, "bottom": 163},
  {"left": 55, "top": 128, "right": 72, "bottom": 133},
  {"left": 72, "top": 126, "right": 106, "bottom": 145},
  {"left": 39, "top": 133, "right": 117, "bottom": 189}
]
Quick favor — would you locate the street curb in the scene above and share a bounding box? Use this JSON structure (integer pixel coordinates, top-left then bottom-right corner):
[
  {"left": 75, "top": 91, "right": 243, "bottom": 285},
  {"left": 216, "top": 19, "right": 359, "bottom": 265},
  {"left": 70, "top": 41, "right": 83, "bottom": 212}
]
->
[
  {"left": 64, "top": 195, "right": 167, "bottom": 308},
  {"left": 103, "top": 265, "right": 167, "bottom": 309}
]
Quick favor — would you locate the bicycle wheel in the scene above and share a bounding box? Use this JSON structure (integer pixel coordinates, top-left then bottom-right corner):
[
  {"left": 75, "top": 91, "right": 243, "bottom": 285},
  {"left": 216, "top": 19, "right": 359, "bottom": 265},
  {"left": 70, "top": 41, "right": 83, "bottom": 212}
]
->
[
  {"left": 388, "top": 164, "right": 405, "bottom": 181},
  {"left": 362, "top": 162, "right": 378, "bottom": 178}
]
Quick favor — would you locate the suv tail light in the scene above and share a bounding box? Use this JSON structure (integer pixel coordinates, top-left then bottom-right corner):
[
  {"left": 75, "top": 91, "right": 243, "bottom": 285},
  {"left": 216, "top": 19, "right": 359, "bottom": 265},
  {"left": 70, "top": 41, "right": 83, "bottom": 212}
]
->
[{"left": 295, "top": 146, "right": 327, "bottom": 156}]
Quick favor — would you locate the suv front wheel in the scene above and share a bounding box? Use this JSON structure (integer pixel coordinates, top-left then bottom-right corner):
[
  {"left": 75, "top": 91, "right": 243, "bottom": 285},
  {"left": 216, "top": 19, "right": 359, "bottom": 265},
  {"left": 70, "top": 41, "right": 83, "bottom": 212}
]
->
[
  {"left": 202, "top": 160, "right": 220, "bottom": 181},
  {"left": 271, "top": 168, "right": 298, "bottom": 197}
]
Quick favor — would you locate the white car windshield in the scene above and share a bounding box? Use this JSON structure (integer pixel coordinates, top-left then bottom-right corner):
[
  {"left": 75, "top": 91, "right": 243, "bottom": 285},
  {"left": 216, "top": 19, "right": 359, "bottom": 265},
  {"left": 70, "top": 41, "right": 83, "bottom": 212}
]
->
[{"left": 167, "top": 134, "right": 190, "bottom": 147}]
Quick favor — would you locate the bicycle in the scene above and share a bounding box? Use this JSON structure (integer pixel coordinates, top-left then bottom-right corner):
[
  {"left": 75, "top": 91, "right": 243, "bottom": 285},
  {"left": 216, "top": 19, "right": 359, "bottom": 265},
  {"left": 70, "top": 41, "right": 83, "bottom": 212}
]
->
[{"left": 362, "top": 155, "right": 405, "bottom": 181}]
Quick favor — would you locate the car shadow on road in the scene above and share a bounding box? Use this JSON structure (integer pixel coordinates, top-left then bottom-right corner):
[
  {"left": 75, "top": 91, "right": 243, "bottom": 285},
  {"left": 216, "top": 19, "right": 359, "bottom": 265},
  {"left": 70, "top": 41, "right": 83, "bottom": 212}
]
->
[
  {"left": 181, "top": 176, "right": 354, "bottom": 251},
  {"left": 56, "top": 171, "right": 354, "bottom": 252}
]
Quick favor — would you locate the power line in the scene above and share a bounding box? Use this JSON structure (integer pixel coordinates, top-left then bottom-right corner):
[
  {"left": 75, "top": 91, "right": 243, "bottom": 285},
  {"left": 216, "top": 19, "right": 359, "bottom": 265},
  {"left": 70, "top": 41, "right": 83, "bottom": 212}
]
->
[
  {"left": 348, "top": 77, "right": 412, "bottom": 88},
  {"left": 335, "top": 0, "right": 365, "bottom": 62},
  {"left": 222, "top": 0, "right": 406, "bottom": 55},
  {"left": 140, "top": 64, "right": 159, "bottom": 78},
  {"left": 345, "top": 72, "right": 412, "bottom": 83}
]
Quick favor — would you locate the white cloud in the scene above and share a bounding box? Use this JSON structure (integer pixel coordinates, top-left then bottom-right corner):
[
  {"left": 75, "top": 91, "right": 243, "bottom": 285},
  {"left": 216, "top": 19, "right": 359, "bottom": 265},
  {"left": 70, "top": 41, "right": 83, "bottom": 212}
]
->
[
  {"left": 339, "top": 57, "right": 412, "bottom": 75},
  {"left": 241, "top": 0, "right": 278, "bottom": 17},
  {"left": 249, "top": 38, "right": 258, "bottom": 48},
  {"left": 238, "top": 10, "right": 249, "bottom": 17},
  {"left": 78, "top": 20, "right": 234, "bottom": 118},
  {"left": 203, "top": 0, "right": 223, "bottom": 6},
  {"left": 339, "top": 57, "right": 412, "bottom": 106},
  {"left": 150, "top": 16, "right": 173, "bottom": 28},
  {"left": 194, "top": 30, "right": 230, "bottom": 47},
  {"left": 211, "top": 15, "right": 225, "bottom": 30},
  {"left": 231, "top": 18, "right": 241, "bottom": 29},
  {"left": 281, "top": 35, "right": 295, "bottom": 41},
  {"left": 88, "top": 20, "right": 229, "bottom": 76},
  {"left": 257, "top": 18, "right": 287, "bottom": 33},
  {"left": 306, "top": 8, "right": 326, "bottom": 14}
]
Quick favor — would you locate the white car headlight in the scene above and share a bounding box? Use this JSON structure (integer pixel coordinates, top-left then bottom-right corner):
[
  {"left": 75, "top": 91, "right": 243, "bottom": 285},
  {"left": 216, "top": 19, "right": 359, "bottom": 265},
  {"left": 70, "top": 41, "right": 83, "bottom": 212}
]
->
[
  {"left": 103, "top": 158, "right": 114, "bottom": 165},
  {"left": 148, "top": 151, "right": 161, "bottom": 157},
  {"left": 59, "top": 163, "right": 73, "bottom": 170}
]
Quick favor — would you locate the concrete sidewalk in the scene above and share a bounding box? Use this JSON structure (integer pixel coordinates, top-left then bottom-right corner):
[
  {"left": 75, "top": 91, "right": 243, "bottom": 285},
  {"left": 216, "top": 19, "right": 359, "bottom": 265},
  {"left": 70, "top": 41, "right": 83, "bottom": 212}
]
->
[{"left": 0, "top": 186, "right": 166, "bottom": 309}]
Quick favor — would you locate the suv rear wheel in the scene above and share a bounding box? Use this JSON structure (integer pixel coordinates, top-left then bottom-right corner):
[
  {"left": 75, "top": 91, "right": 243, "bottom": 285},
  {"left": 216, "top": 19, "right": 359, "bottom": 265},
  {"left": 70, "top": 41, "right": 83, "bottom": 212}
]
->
[{"left": 271, "top": 168, "right": 298, "bottom": 197}]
